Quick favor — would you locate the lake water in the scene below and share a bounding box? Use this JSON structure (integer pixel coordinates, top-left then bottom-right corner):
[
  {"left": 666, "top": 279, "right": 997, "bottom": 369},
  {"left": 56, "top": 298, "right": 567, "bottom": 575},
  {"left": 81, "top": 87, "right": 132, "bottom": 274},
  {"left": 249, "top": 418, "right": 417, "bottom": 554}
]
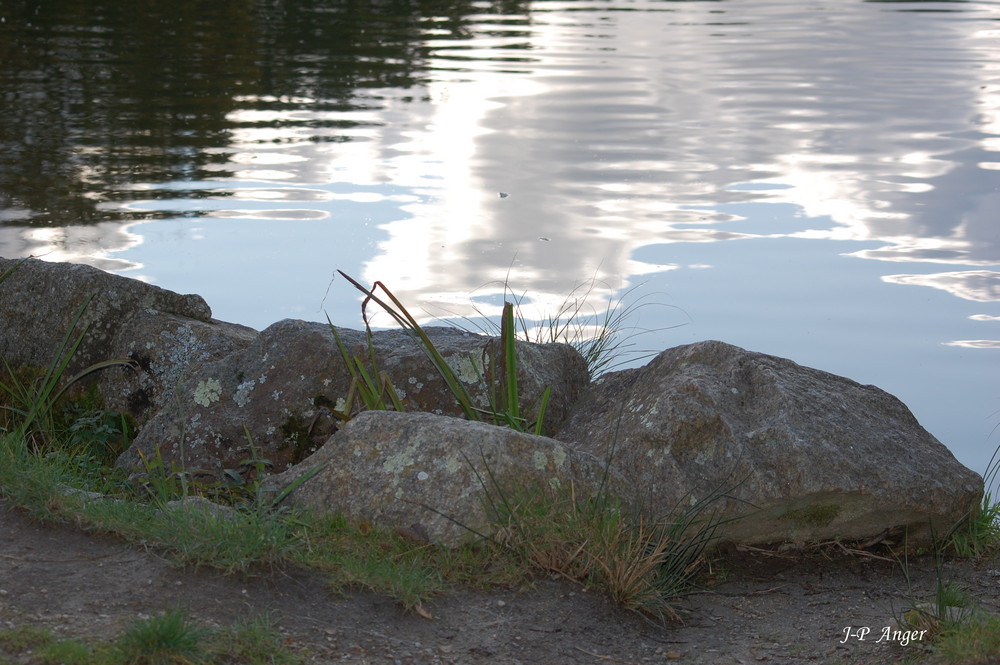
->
[{"left": 1, "top": 0, "right": 998, "bottom": 480}]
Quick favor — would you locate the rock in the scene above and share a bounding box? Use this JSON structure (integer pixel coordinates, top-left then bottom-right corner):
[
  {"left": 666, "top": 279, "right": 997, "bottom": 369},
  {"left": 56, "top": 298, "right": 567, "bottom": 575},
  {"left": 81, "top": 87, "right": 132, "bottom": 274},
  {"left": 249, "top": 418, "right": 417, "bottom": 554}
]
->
[
  {"left": 98, "top": 312, "right": 258, "bottom": 430},
  {"left": 553, "top": 340, "right": 982, "bottom": 546},
  {"left": 6, "top": 257, "right": 978, "bottom": 550},
  {"left": 163, "top": 496, "right": 239, "bottom": 522},
  {"left": 0, "top": 256, "right": 257, "bottom": 431},
  {"left": 260, "top": 411, "right": 620, "bottom": 545},
  {"left": 116, "top": 319, "right": 589, "bottom": 475},
  {"left": 0, "top": 257, "right": 212, "bottom": 372},
  {"left": 0, "top": 258, "right": 587, "bottom": 477}
]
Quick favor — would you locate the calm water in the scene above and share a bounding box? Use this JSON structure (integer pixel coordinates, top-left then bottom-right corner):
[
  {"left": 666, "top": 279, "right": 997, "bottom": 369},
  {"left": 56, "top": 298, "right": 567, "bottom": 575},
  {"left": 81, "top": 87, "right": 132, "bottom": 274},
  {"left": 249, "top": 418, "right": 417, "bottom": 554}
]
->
[{"left": 1, "top": 0, "right": 999, "bottom": 477}]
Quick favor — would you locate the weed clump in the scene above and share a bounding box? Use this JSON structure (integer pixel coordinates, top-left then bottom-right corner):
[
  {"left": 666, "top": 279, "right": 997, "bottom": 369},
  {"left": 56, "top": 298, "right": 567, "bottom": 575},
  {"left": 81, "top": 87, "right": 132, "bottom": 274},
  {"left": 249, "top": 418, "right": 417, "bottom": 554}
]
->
[
  {"left": 483, "top": 480, "right": 722, "bottom": 623},
  {"left": 946, "top": 442, "right": 1000, "bottom": 559}
]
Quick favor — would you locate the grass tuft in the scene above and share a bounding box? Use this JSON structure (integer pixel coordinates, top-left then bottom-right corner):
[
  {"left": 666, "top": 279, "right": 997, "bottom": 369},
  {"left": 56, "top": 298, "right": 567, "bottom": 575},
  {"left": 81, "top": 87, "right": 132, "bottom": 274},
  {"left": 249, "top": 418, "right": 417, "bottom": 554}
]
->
[
  {"left": 484, "top": 480, "right": 720, "bottom": 623},
  {"left": 928, "top": 612, "right": 1000, "bottom": 664},
  {"left": 208, "top": 614, "right": 301, "bottom": 665},
  {"left": 115, "top": 610, "right": 211, "bottom": 665},
  {"left": 0, "top": 625, "right": 55, "bottom": 654},
  {"left": 947, "top": 441, "right": 1000, "bottom": 559},
  {"left": 335, "top": 273, "right": 552, "bottom": 433},
  {"left": 35, "top": 638, "right": 97, "bottom": 665},
  {"left": 0, "top": 610, "right": 302, "bottom": 665}
]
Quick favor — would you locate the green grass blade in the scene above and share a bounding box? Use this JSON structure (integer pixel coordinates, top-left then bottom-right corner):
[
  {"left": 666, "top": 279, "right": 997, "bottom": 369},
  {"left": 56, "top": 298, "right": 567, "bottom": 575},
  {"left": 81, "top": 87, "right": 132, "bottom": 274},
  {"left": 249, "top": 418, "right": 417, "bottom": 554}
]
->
[
  {"left": 532, "top": 386, "right": 551, "bottom": 436},
  {"left": 267, "top": 461, "right": 327, "bottom": 507},
  {"left": 12, "top": 294, "right": 96, "bottom": 437},
  {"left": 0, "top": 256, "right": 28, "bottom": 286},
  {"left": 329, "top": 314, "right": 405, "bottom": 414},
  {"left": 501, "top": 302, "right": 519, "bottom": 421},
  {"left": 49, "top": 357, "right": 137, "bottom": 407},
  {"left": 338, "top": 271, "right": 481, "bottom": 421},
  {"left": 380, "top": 371, "right": 406, "bottom": 411}
]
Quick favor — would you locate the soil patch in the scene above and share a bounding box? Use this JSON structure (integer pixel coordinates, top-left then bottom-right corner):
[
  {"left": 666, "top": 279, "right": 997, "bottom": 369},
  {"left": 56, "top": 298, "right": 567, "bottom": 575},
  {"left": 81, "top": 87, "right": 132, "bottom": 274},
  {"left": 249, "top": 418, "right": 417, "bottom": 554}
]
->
[{"left": 1, "top": 498, "right": 997, "bottom": 664}]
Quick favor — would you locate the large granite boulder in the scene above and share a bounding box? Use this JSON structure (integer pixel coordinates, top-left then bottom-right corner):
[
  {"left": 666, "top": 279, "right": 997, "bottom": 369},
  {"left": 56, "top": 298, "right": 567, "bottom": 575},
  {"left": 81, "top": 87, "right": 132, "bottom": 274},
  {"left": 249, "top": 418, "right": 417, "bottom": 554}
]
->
[
  {"left": 553, "top": 340, "right": 983, "bottom": 546},
  {"left": 261, "top": 410, "right": 621, "bottom": 545},
  {"left": 116, "top": 319, "right": 589, "bottom": 475},
  {"left": 0, "top": 257, "right": 211, "bottom": 372},
  {"left": 98, "top": 313, "right": 257, "bottom": 429},
  {"left": 0, "top": 257, "right": 256, "bottom": 429}
]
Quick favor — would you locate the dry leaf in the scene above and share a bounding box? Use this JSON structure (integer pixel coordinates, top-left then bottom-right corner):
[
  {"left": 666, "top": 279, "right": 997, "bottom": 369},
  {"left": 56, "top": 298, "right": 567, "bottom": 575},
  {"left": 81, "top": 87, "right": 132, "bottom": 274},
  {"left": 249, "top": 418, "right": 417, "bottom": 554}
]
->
[{"left": 414, "top": 602, "right": 434, "bottom": 620}]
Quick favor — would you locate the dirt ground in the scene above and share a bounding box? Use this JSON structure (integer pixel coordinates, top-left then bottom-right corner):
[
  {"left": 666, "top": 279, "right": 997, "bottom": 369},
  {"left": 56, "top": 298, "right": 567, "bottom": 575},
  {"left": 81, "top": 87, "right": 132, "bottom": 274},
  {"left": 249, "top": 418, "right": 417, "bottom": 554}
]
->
[{"left": 1, "top": 498, "right": 998, "bottom": 665}]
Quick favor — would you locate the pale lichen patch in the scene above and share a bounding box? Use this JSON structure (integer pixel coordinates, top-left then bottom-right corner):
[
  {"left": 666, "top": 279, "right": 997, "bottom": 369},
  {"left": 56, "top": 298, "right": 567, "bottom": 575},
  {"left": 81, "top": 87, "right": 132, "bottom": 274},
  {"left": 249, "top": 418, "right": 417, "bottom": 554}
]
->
[
  {"left": 383, "top": 443, "right": 419, "bottom": 475},
  {"left": 193, "top": 378, "right": 222, "bottom": 407},
  {"left": 532, "top": 451, "right": 549, "bottom": 470},
  {"left": 444, "top": 456, "right": 462, "bottom": 474},
  {"left": 234, "top": 379, "right": 256, "bottom": 407},
  {"left": 445, "top": 352, "right": 488, "bottom": 384}
]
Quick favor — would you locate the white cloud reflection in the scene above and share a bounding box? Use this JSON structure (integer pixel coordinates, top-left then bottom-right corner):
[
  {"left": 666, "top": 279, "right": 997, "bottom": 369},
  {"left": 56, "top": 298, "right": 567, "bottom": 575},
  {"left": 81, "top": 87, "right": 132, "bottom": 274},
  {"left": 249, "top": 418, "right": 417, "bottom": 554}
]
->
[{"left": 882, "top": 270, "right": 1000, "bottom": 303}]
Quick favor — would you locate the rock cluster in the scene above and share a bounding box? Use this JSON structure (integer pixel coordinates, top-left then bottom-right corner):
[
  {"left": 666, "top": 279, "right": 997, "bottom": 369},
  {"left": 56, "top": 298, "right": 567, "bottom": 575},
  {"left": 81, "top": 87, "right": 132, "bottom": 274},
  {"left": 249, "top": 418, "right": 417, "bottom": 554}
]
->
[{"left": 0, "top": 257, "right": 983, "bottom": 546}]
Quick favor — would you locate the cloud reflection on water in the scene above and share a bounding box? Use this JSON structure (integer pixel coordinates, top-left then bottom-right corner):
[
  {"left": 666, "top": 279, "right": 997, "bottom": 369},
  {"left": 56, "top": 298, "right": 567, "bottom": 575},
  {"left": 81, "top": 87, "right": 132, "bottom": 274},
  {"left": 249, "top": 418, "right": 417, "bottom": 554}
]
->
[{"left": 370, "top": 0, "right": 1000, "bottom": 332}]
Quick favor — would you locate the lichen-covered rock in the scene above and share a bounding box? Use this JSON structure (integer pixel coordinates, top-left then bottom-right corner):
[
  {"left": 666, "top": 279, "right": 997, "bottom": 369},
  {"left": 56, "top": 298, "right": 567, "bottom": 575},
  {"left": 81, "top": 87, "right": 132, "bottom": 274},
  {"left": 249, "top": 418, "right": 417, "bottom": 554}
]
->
[
  {"left": 0, "top": 257, "right": 212, "bottom": 373},
  {"left": 553, "top": 340, "right": 983, "bottom": 546},
  {"left": 99, "top": 313, "right": 258, "bottom": 430},
  {"left": 9, "top": 257, "right": 975, "bottom": 551},
  {"left": 115, "top": 319, "right": 589, "bottom": 476},
  {"left": 260, "top": 411, "right": 621, "bottom": 545},
  {"left": 0, "top": 256, "right": 257, "bottom": 431}
]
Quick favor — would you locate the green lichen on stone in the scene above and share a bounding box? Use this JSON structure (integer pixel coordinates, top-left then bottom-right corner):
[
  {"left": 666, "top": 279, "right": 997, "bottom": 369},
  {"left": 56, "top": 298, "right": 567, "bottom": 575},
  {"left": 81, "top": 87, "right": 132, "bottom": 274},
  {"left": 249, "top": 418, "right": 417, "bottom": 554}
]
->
[
  {"left": 443, "top": 455, "right": 462, "bottom": 474},
  {"left": 446, "top": 352, "right": 488, "bottom": 384},
  {"left": 781, "top": 503, "right": 841, "bottom": 528},
  {"left": 532, "top": 451, "right": 548, "bottom": 470},
  {"left": 382, "top": 442, "right": 420, "bottom": 476},
  {"left": 193, "top": 378, "right": 222, "bottom": 407}
]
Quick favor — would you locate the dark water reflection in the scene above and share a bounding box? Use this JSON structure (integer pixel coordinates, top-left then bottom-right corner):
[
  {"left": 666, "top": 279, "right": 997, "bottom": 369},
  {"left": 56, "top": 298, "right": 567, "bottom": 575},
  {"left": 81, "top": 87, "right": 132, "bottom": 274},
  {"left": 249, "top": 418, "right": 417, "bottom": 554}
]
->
[
  {"left": 0, "top": 0, "right": 482, "bottom": 223},
  {"left": 1, "top": 0, "right": 999, "bottom": 473}
]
